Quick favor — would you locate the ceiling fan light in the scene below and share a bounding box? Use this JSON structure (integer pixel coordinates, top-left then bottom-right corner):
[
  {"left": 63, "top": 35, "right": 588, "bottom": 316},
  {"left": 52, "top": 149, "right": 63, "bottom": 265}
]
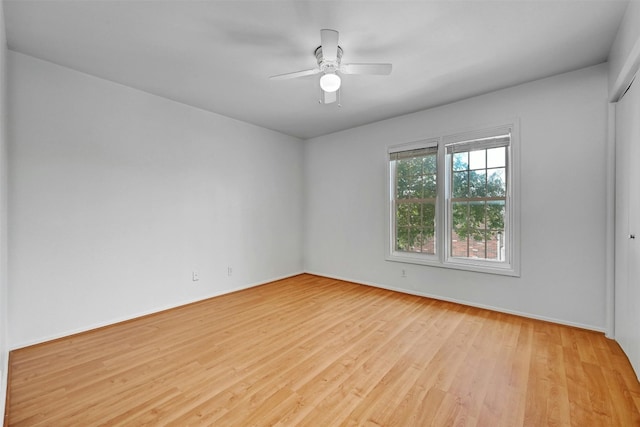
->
[{"left": 320, "top": 73, "right": 341, "bottom": 92}]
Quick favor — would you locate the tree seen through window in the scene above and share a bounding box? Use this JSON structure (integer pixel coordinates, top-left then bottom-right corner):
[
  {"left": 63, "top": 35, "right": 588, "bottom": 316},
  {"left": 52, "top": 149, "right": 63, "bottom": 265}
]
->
[
  {"left": 450, "top": 146, "right": 507, "bottom": 260},
  {"left": 393, "top": 148, "right": 437, "bottom": 254}
]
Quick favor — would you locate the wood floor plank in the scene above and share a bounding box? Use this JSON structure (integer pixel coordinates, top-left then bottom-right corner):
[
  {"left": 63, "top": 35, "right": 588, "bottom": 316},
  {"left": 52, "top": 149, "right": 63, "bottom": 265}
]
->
[
  {"left": 5, "top": 274, "right": 640, "bottom": 426},
  {"left": 563, "top": 347, "right": 593, "bottom": 427},
  {"left": 475, "top": 315, "right": 520, "bottom": 427},
  {"left": 350, "top": 301, "right": 465, "bottom": 427},
  {"left": 164, "top": 288, "right": 399, "bottom": 425},
  {"left": 294, "top": 296, "right": 434, "bottom": 426},
  {"left": 582, "top": 361, "right": 617, "bottom": 426},
  {"left": 341, "top": 311, "right": 439, "bottom": 424}
]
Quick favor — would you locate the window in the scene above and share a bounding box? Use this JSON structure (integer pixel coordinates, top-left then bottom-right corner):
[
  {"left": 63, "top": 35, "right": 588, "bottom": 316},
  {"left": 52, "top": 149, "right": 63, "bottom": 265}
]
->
[
  {"left": 387, "top": 124, "right": 519, "bottom": 276},
  {"left": 390, "top": 144, "right": 438, "bottom": 256}
]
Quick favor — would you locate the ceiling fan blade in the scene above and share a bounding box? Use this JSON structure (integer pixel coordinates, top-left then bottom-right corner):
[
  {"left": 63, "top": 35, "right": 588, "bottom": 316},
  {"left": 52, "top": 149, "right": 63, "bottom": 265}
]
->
[
  {"left": 322, "top": 90, "right": 337, "bottom": 104},
  {"left": 341, "top": 63, "right": 392, "bottom": 75},
  {"left": 320, "top": 29, "right": 339, "bottom": 61},
  {"left": 270, "top": 68, "right": 321, "bottom": 80}
]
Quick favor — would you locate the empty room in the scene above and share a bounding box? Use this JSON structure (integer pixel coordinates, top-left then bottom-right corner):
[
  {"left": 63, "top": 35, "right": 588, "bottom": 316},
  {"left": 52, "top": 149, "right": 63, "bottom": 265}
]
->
[{"left": 0, "top": 0, "right": 639, "bottom": 425}]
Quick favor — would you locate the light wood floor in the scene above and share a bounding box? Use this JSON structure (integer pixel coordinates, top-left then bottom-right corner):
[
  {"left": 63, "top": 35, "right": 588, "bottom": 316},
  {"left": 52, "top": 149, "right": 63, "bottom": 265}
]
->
[{"left": 6, "top": 274, "right": 640, "bottom": 426}]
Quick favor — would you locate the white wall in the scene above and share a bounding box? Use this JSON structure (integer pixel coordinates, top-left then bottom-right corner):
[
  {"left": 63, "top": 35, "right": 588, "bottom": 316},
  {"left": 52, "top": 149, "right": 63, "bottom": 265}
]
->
[
  {"left": 304, "top": 64, "right": 610, "bottom": 331},
  {"left": 8, "top": 51, "right": 304, "bottom": 348},
  {"left": 0, "top": 0, "right": 8, "bottom": 417}
]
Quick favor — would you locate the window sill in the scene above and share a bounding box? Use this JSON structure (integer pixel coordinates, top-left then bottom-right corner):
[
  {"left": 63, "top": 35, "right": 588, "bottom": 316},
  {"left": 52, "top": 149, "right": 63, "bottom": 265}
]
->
[{"left": 386, "top": 252, "right": 520, "bottom": 277}]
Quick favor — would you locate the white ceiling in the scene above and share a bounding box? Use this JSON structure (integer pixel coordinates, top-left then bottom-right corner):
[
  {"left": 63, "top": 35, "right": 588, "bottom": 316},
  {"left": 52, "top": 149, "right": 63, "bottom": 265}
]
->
[{"left": 4, "top": 0, "right": 629, "bottom": 139}]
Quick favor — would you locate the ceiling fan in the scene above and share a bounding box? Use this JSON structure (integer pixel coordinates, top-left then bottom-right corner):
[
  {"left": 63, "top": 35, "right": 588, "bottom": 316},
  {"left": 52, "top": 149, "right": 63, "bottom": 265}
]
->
[{"left": 270, "top": 29, "right": 392, "bottom": 105}]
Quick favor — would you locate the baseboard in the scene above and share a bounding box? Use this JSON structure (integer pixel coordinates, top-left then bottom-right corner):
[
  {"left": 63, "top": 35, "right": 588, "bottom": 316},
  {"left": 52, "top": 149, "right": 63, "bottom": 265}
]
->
[
  {"left": 1, "top": 350, "right": 9, "bottom": 427},
  {"left": 304, "top": 270, "right": 606, "bottom": 333},
  {"left": 8, "top": 268, "right": 607, "bottom": 349},
  {"left": 9, "top": 271, "right": 305, "bottom": 351}
]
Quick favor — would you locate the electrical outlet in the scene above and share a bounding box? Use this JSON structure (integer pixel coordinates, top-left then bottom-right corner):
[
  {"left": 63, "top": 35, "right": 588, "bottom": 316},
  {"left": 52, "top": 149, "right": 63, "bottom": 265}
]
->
[
  {"left": 227, "top": 266, "right": 233, "bottom": 276},
  {"left": 192, "top": 271, "right": 199, "bottom": 281},
  {"left": 401, "top": 269, "right": 406, "bottom": 278}
]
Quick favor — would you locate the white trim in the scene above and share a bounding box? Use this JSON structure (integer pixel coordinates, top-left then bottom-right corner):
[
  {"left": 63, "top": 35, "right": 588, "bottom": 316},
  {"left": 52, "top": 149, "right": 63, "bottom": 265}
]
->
[
  {"left": 605, "top": 103, "right": 616, "bottom": 339},
  {"left": 387, "top": 251, "right": 440, "bottom": 266},
  {"left": 8, "top": 271, "right": 305, "bottom": 350},
  {"left": 442, "top": 125, "right": 513, "bottom": 145},
  {"left": 443, "top": 136, "right": 510, "bottom": 272},
  {"left": 386, "top": 137, "right": 441, "bottom": 264},
  {"left": 7, "top": 269, "right": 608, "bottom": 354},
  {"left": 305, "top": 271, "right": 606, "bottom": 333},
  {"left": 444, "top": 120, "right": 520, "bottom": 277},
  {"left": 0, "top": 354, "right": 6, "bottom": 423},
  {"left": 386, "top": 251, "right": 518, "bottom": 276},
  {"left": 388, "top": 138, "right": 439, "bottom": 154}
]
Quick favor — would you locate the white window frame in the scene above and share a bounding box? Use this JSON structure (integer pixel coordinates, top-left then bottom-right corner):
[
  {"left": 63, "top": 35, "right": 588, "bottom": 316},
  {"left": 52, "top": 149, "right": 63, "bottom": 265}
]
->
[
  {"left": 386, "top": 121, "right": 520, "bottom": 277},
  {"left": 387, "top": 138, "right": 440, "bottom": 265}
]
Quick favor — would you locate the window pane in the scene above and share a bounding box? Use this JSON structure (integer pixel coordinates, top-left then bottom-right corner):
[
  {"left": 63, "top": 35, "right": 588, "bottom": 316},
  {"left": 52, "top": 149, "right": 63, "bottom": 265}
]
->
[
  {"left": 421, "top": 232, "right": 436, "bottom": 255},
  {"left": 396, "top": 164, "right": 417, "bottom": 199},
  {"left": 469, "top": 150, "right": 486, "bottom": 170},
  {"left": 452, "top": 171, "right": 468, "bottom": 198},
  {"left": 487, "top": 168, "right": 506, "bottom": 197},
  {"left": 451, "top": 229, "right": 468, "bottom": 257},
  {"left": 484, "top": 232, "right": 503, "bottom": 260},
  {"left": 469, "top": 230, "right": 487, "bottom": 258},
  {"left": 413, "top": 175, "right": 431, "bottom": 199},
  {"left": 396, "top": 203, "right": 409, "bottom": 227},
  {"left": 453, "top": 152, "right": 468, "bottom": 171},
  {"left": 469, "top": 201, "right": 486, "bottom": 229},
  {"left": 396, "top": 153, "right": 437, "bottom": 200},
  {"left": 451, "top": 199, "right": 505, "bottom": 260},
  {"left": 395, "top": 162, "right": 410, "bottom": 198},
  {"left": 424, "top": 174, "right": 437, "bottom": 198},
  {"left": 486, "top": 200, "right": 506, "bottom": 233},
  {"left": 451, "top": 202, "right": 469, "bottom": 237},
  {"left": 394, "top": 202, "right": 437, "bottom": 255},
  {"left": 408, "top": 203, "right": 421, "bottom": 226},
  {"left": 392, "top": 147, "right": 438, "bottom": 256},
  {"left": 422, "top": 202, "right": 436, "bottom": 227},
  {"left": 408, "top": 228, "right": 421, "bottom": 252},
  {"left": 423, "top": 155, "right": 437, "bottom": 174},
  {"left": 406, "top": 157, "right": 423, "bottom": 177},
  {"left": 469, "top": 170, "right": 486, "bottom": 197},
  {"left": 396, "top": 227, "right": 409, "bottom": 251},
  {"left": 487, "top": 147, "right": 506, "bottom": 168}
]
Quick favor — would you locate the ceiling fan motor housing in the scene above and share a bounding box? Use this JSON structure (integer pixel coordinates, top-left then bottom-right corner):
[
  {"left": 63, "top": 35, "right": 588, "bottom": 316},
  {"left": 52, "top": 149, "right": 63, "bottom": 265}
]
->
[{"left": 315, "top": 46, "right": 343, "bottom": 73}]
